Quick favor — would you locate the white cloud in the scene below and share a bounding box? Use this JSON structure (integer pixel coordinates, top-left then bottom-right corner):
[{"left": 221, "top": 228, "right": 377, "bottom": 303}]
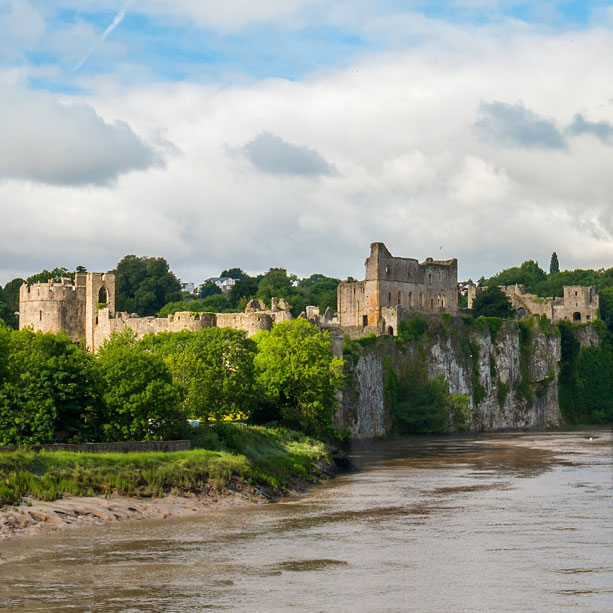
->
[
  {"left": 4, "top": 17, "right": 613, "bottom": 285},
  {"left": 0, "top": 86, "right": 162, "bottom": 185}
]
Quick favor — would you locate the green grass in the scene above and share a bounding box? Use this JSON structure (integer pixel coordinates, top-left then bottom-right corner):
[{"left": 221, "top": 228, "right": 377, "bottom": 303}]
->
[{"left": 0, "top": 426, "right": 329, "bottom": 506}]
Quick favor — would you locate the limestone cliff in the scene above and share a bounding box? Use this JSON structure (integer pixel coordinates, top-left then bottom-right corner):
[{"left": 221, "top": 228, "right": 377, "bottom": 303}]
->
[{"left": 335, "top": 317, "right": 596, "bottom": 439}]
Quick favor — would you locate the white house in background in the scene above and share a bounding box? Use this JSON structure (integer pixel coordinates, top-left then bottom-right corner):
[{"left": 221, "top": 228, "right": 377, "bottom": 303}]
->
[{"left": 202, "top": 276, "right": 237, "bottom": 294}]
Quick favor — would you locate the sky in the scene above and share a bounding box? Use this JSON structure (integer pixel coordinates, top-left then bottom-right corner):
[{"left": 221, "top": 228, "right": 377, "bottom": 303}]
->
[{"left": 2, "top": 1, "right": 613, "bottom": 286}]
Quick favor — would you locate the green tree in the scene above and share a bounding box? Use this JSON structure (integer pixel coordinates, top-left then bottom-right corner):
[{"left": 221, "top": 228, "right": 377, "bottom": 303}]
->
[
  {"left": 549, "top": 252, "right": 560, "bottom": 274},
  {"left": 142, "top": 328, "right": 257, "bottom": 422},
  {"left": 471, "top": 286, "right": 514, "bottom": 319},
  {"left": 97, "top": 331, "right": 186, "bottom": 440},
  {"left": 26, "top": 267, "right": 73, "bottom": 285},
  {"left": 114, "top": 255, "right": 182, "bottom": 316},
  {"left": 228, "top": 275, "right": 259, "bottom": 307},
  {"left": 253, "top": 319, "right": 344, "bottom": 438},
  {"left": 221, "top": 267, "right": 247, "bottom": 280},
  {"left": 295, "top": 274, "right": 340, "bottom": 314},
  {"left": 487, "top": 260, "right": 547, "bottom": 293},
  {"left": 257, "top": 268, "right": 296, "bottom": 306},
  {"left": 199, "top": 281, "right": 222, "bottom": 299},
  {"left": 0, "top": 329, "right": 104, "bottom": 444},
  {"left": 0, "top": 278, "right": 24, "bottom": 329}
]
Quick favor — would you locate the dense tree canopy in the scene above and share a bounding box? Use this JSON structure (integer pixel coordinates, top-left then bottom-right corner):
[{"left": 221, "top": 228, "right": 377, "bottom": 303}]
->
[
  {"left": 471, "top": 286, "right": 514, "bottom": 319},
  {"left": 142, "top": 328, "right": 257, "bottom": 422},
  {"left": 97, "top": 331, "right": 186, "bottom": 441},
  {"left": 0, "top": 328, "right": 104, "bottom": 444},
  {"left": 253, "top": 319, "right": 343, "bottom": 438},
  {"left": 114, "top": 255, "right": 182, "bottom": 316},
  {"left": 199, "top": 281, "right": 222, "bottom": 299}
]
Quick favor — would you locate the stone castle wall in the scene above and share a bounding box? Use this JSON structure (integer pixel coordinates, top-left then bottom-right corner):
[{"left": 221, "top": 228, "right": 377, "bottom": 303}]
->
[
  {"left": 338, "top": 242, "right": 458, "bottom": 334},
  {"left": 19, "top": 273, "right": 291, "bottom": 351},
  {"left": 469, "top": 283, "right": 599, "bottom": 323}
]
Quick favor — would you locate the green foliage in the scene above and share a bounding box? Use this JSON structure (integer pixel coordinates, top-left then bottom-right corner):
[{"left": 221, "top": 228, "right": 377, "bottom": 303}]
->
[
  {"left": 549, "top": 252, "right": 560, "bottom": 275},
  {"left": 478, "top": 316, "right": 504, "bottom": 341},
  {"left": 386, "top": 355, "right": 449, "bottom": 434},
  {"left": 158, "top": 294, "right": 234, "bottom": 317},
  {"left": 457, "top": 291, "right": 468, "bottom": 309},
  {"left": 257, "top": 268, "right": 296, "bottom": 305},
  {"left": 356, "top": 333, "right": 378, "bottom": 347},
  {"left": 496, "top": 379, "right": 510, "bottom": 407},
  {"left": 295, "top": 274, "right": 340, "bottom": 314},
  {"left": 0, "top": 329, "right": 104, "bottom": 445},
  {"left": 516, "top": 319, "right": 534, "bottom": 405},
  {"left": 459, "top": 333, "right": 485, "bottom": 405},
  {"left": 397, "top": 317, "right": 428, "bottom": 343},
  {"left": 448, "top": 394, "right": 472, "bottom": 431},
  {"left": 199, "top": 281, "right": 222, "bottom": 298},
  {"left": 220, "top": 268, "right": 247, "bottom": 280},
  {"left": 487, "top": 260, "right": 547, "bottom": 290},
  {"left": 228, "top": 275, "right": 259, "bottom": 307},
  {"left": 114, "top": 255, "right": 182, "bottom": 316},
  {"left": 0, "top": 278, "right": 23, "bottom": 329},
  {"left": 97, "top": 331, "right": 186, "bottom": 441},
  {"left": 26, "top": 267, "right": 73, "bottom": 285},
  {"left": 557, "top": 321, "right": 613, "bottom": 424},
  {"left": 471, "top": 286, "right": 514, "bottom": 319},
  {"left": 142, "top": 327, "right": 257, "bottom": 422},
  {"left": 253, "top": 320, "right": 344, "bottom": 439},
  {"left": 441, "top": 312, "right": 452, "bottom": 329}
]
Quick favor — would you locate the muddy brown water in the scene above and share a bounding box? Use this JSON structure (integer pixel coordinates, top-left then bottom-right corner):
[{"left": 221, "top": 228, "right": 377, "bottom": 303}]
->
[{"left": 0, "top": 430, "right": 611, "bottom": 612}]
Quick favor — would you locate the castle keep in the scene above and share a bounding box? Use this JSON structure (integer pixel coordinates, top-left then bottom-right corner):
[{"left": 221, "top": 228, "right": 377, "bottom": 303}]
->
[
  {"left": 19, "top": 273, "right": 291, "bottom": 351},
  {"left": 337, "top": 242, "right": 458, "bottom": 335}
]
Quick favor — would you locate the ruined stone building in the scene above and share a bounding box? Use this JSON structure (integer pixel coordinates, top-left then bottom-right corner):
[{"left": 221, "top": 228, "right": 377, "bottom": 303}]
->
[
  {"left": 19, "top": 273, "right": 292, "bottom": 351},
  {"left": 337, "top": 242, "right": 458, "bottom": 335},
  {"left": 467, "top": 283, "right": 599, "bottom": 323}
]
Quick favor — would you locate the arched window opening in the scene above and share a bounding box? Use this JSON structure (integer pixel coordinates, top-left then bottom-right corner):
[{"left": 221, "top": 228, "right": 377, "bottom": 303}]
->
[
  {"left": 98, "top": 286, "right": 108, "bottom": 306},
  {"left": 362, "top": 314, "right": 368, "bottom": 326},
  {"left": 573, "top": 312, "right": 581, "bottom": 322},
  {"left": 387, "top": 326, "right": 394, "bottom": 336},
  {"left": 441, "top": 293, "right": 446, "bottom": 308},
  {"left": 409, "top": 292, "right": 413, "bottom": 306},
  {"left": 428, "top": 273, "right": 432, "bottom": 285},
  {"left": 430, "top": 298, "right": 434, "bottom": 310},
  {"left": 39, "top": 310, "right": 42, "bottom": 321},
  {"left": 420, "top": 292, "right": 424, "bottom": 307},
  {"left": 386, "top": 266, "right": 390, "bottom": 277},
  {"left": 388, "top": 292, "right": 392, "bottom": 305}
]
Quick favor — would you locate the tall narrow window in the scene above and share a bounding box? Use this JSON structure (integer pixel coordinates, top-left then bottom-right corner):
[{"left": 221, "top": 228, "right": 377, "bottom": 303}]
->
[
  {"left": 388, "top": 292, "right": 392, "bottom": 305},
  {"left": 409, "top": 292, "right": 413, "bottom": 306},
  {"left": 397, "top": 292, "right": 401, "bottom": 305}
]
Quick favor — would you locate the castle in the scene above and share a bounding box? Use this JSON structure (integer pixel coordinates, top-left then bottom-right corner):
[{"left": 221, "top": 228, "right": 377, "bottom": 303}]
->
[
  {"left": 19, "top": 273, "right": 291, "bottom": 351},
  {"left": 337, "top": 242, "right": 458, "bottom": 336},
  {"left": 18, "top": 243, "right": 600, "bottom": 349},
  {"left": 467, "top": 283, "right": 599, "bottom": 323}
]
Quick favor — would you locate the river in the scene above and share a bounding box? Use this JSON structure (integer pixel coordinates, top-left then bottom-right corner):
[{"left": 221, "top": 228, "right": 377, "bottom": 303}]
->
[{"left": 1, "top": 429, "right": 611, "bottom": 612}]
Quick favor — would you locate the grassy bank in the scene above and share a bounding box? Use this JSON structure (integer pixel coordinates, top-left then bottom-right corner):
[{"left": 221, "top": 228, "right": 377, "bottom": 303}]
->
[{"left": 0, "top": 425, "right": 329, "bottom": 507}]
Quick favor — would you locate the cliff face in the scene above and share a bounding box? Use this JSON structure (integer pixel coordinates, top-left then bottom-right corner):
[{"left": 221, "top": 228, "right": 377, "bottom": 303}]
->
[{"left": 336, "top": 318, "right": 572, "bottom": 439}]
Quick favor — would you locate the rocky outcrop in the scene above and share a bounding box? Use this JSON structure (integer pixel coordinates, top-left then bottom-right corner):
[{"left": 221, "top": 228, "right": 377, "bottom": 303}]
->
[{"left": 337, "top": 318, "right": 574, "bottom": 439}]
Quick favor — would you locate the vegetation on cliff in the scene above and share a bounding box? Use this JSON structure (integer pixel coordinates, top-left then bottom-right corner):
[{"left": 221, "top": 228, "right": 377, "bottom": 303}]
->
[{"left": 0, "top": 424, "right": 329, "bottom": 506}]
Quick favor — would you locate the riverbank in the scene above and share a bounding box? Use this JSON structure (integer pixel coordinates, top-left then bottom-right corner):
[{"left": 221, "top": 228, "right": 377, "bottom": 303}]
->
[{"left": 0, "top": 425, "right": 335, "bottom": 540}]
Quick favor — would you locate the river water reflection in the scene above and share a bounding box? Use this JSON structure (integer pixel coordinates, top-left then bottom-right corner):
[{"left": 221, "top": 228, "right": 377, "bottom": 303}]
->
[{"left": 1, "top": 430, "right": 611, "bottom": 612}]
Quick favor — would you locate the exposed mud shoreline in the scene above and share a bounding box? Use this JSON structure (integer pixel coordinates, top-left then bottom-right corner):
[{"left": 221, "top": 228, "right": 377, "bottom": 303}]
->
[{"left": 0, "top": 477, "right": 314, "bottom": 542}]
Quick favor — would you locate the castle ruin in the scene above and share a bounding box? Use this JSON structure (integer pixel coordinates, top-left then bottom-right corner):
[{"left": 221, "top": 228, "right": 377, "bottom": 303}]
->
[
  {"left": 337, "top": 242, "right": 458, "bottom": 335},
  {"left": 467, "top": 283, "right": 599, "bottom": 323},
  {"left": 19, "top": 273, "right": 292, "bottom": 351}
]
